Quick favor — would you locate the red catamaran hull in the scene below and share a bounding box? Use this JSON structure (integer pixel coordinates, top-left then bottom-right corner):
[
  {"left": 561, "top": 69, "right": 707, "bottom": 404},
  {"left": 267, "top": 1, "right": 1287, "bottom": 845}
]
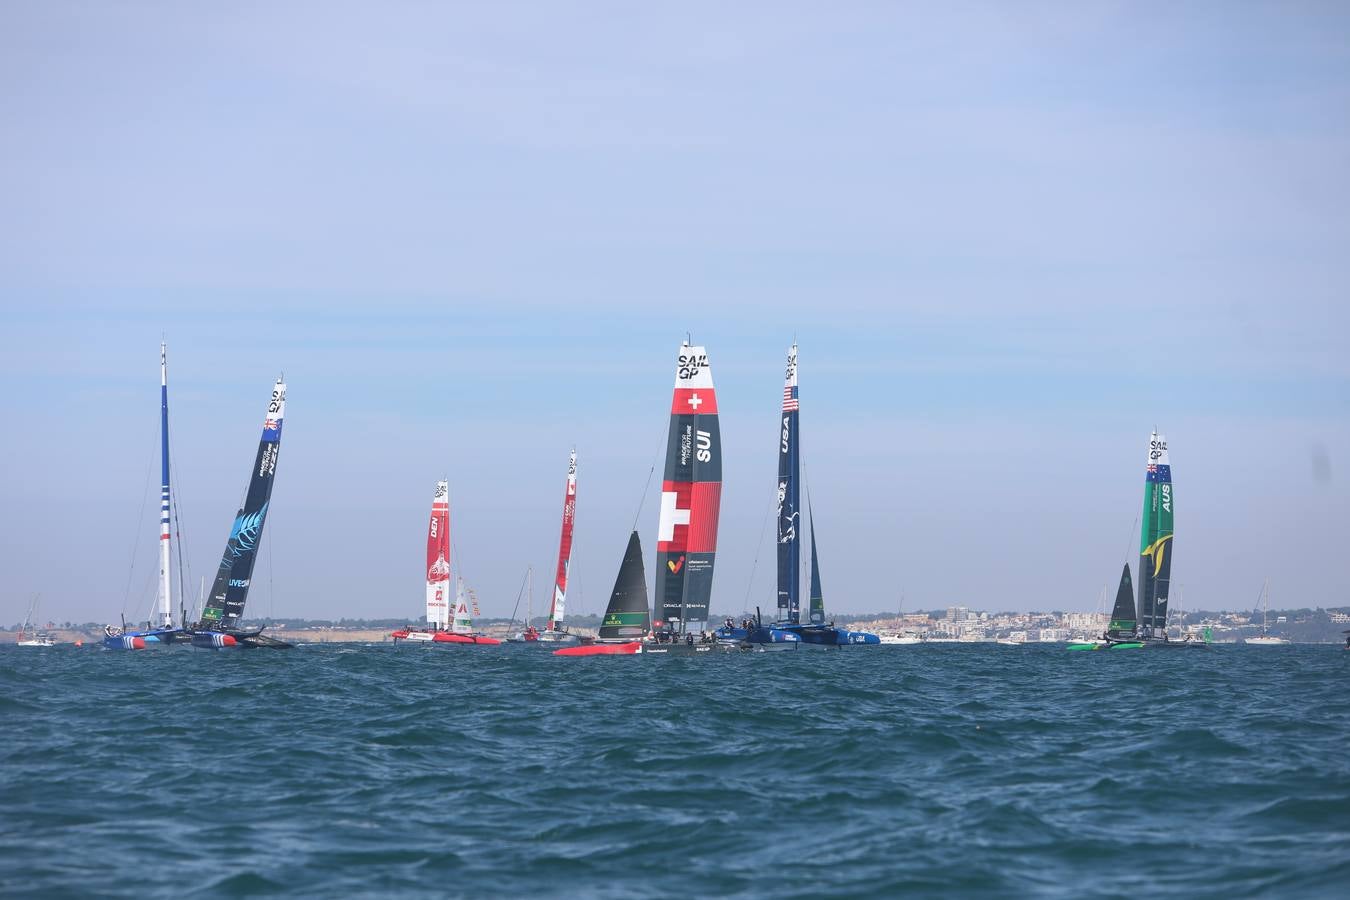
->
[{"left": 391, "top": 630, "right": 502, "bottom": 646}]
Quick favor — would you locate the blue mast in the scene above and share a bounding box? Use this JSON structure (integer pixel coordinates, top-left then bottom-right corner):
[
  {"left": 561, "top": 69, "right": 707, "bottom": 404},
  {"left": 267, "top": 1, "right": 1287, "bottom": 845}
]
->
[{"left": 776, "top": 344, "right": 801, "bottom": 624}]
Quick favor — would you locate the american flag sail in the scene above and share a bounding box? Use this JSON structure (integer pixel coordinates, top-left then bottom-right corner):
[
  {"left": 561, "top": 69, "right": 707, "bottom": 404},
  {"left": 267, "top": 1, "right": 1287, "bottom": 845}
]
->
[
  {"left": 776, "top": 344, "right": 801, "bottom": 623},
  {"left": 425, "top": 481, "right": 451, "bottom": 630},
  {"left": 1137, "top": 431, "right": 1174, "bottom": 637},
  {"left": 655, "top": 342, "right": 722, "bottom": 634},
  {"left": 546, "top": 449, "right": 578, "bottom": 631}
]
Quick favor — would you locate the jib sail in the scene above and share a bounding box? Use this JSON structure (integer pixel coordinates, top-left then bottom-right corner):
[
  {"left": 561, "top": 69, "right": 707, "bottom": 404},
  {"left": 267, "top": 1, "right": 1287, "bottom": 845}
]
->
[
  {"left": 599, "top": 531, "right": 650, "bottom": 641},
  {"left": 1106, "top": 562, "right": 1137, "bottom": 638}
]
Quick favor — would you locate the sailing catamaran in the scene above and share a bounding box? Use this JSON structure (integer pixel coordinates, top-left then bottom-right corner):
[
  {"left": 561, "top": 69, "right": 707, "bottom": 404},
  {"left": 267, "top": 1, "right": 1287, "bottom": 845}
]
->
[
  {"left": 1067, "top": 563, "right": 1144, "bottom": 650},
  {"left": 1246, "top": 579, "right": 1290, "bottom": 645},
  {"left": 539, "top": 450, "right": 580, "bottom": 644},
  {"left": 715, "top": 344, "right": 875, "bottom": 650},
  {"left": 554, "top": 531, "right": 650, "bottom": 656},
  {"left": 648, "top": 340, "right": 724, "bottom": 652},
  {"left": 392, "top": 481, "right": 501, "bottom": 645},
  {"left": 186, "top": 378, "right": 292, "bottom": 649},
  {"left": 104, "top": 344, "right": 191, "bottom": 650}
]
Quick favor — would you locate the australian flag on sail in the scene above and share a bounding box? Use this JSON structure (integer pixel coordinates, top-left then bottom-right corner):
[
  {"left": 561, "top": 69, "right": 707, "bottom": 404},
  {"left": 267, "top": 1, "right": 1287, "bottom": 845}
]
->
[
  {"left": 1146, "top": 464, "right": 1171, "bottom": 483},
  {"left": 782, "top": 386, "right": 799, "bottom": 411}
]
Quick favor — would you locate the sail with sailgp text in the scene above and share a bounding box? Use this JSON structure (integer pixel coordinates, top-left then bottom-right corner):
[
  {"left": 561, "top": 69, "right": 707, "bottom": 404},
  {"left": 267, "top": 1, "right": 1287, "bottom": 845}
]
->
[
  {"left": 654, "top": 342, "right": 722, "bottom": 633},
  {"left": 199, "top": 378, "right": 286, "bottom": 629}
]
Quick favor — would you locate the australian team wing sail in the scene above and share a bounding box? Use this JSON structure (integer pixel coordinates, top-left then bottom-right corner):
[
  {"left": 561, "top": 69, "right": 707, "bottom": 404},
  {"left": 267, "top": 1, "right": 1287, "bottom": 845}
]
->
[
  {"left": 199, "top": 378, "right": 286, "bottom": 630},
  {"left": 426, "top": 481, "right": 451, "bottom": 630},
  {"left": 776, "top": 344, "right": 801, "bottom": 624},
  {"left": 546, "top": 450, "right": 578, "bottom": 632},
  {"left": 655, "top": 342, "right": 722, "bottom": 634},
  {"left": 1137, "top": 431, "right": 1174, "bottom": 637},
  {"left": 598, "top": 531, "right": 650, "bottom": 641}
]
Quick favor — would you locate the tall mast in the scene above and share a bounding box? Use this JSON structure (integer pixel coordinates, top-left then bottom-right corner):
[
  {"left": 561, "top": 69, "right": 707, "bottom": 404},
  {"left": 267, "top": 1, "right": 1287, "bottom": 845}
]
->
[
  {"left": 157, "top": 342, "right": 173, "bottom": 628},
  {"left": 547, "top": 449, "right": 578, "bottom": 631},
  {"left": 425, "top": 481, "right": 451, "bottom": 629},
  {"left": 776, "top": 344, "right": 801, "bottom": 624},
  {"left": 655, "top": 340, "right": 722, "bottom": 636}
]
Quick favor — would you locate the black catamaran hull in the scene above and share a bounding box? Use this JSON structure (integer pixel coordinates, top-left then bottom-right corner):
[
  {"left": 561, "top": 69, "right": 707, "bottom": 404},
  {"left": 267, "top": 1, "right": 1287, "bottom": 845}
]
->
[{"left": 189, "top": 628, "right": 293, "bottom": 649}]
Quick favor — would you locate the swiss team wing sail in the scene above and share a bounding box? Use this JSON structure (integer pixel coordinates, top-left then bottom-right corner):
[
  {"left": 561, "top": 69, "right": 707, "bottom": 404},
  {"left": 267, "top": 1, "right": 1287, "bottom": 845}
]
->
[
  {"left": 1137, "top": 431, "right": 1174, "bottom": 636},
  {"left": 1107, "top": 562, "right": 1137, "bottom": 638},
  {"left": 776, "top": 344, "right": 801, "bottom": 624},
  {"left": 598, "top": 531, "right": 650, "bottom": 641},
  {"left": 200, "top": 379, "right": 286, "bottom": 629},
  {"left": 654, "top": 342, "right": 722, "bottom": 634},
  {"left": 547, "top": 450, "right": 578, "bottom": 631},
  {"left": 426, "top": 481, "right": 451, "bottom": 629}
]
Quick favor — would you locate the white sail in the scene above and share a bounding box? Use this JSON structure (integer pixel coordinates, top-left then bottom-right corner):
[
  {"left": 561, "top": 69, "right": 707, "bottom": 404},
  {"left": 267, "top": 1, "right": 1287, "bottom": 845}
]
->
[{"left": 452, "top": 577, "right": 473, "bottom": 633}]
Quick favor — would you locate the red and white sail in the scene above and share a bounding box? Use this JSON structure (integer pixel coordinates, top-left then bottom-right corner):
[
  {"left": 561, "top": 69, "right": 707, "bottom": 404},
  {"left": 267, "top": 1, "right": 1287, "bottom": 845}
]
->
[
  {"left": 425, "top": 481, "right": 451, "bottom": 629},
  {"left": 546, "top": 449, "right": 578, "bottom": 631}
]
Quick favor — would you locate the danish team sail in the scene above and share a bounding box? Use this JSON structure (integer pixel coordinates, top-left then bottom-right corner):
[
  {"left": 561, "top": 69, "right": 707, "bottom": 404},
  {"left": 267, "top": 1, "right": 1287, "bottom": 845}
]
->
[
  {"left": 655, "top": 342, "right": 722, "bottom": 635},
  {"left": 1137, "top": 431, "right": 1174, "bottom": 638},
  {"left": 426, "top": 481, "right": 451, "bottom": 630},
  {"left": 776, "top": 344, "right": 801, "bottom": 624},
  {"left": 199, "top": 379, "right": 286, "bottom": 630},
  {"left": 546, "top": 450, "right": 578, "bottom": 632}
]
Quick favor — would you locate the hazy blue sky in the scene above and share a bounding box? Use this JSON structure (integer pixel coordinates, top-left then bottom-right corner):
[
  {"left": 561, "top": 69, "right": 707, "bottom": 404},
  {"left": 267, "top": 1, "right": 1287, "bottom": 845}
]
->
[{"left": 3, "top": 2, "right": 1347, "bottom": 626}]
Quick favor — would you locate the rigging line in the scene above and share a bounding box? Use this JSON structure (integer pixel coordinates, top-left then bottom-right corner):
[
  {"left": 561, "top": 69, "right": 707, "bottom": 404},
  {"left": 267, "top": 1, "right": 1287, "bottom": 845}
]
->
[
  {"left": 120, "top": 427, "right": 158, "bottom": 617},
  {"left": 742, "top": 490, "right": 776, "bottom": 612},
  {"left": 506, "top": 567, "right": 530, "bottom": 630},
  {"left": 1122, "top": 514, "right": 1139, "bottom": 567},
  {"left": 629, "top": 462, "right": 656, "bottom": 534}
]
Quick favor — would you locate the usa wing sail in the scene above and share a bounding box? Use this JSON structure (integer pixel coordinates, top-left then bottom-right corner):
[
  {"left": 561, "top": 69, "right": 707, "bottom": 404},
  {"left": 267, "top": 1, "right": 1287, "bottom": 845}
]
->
[{"left": 776, "top": 344, "right": 801, "bottom": 624}]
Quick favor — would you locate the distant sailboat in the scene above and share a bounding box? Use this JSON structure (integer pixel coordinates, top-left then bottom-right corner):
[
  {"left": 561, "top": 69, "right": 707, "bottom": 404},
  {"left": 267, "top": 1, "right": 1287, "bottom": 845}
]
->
[
  {"left": 392, "top": 481, "right": 500, "bottom": 645},
  {"left": 539, "top": 450, "right": 580, "bottom": 644},
  {"left": 1068, "top": 563, "right": 1144, "bottom": 651},
  {"left": 1246, "top": 579, "right": 1290, "bottom": 646},
  {"left": 554, "top": 531, "right": 650, "bottom": 656},
  {"left": 17, "top": 595, "right": 55, "bottom": 647},
  {"left": 103, "top": 344, "right": 189, "bottom": 650},
  {"left": 187, "top": 377, "right": 292, "bottom": 649}
]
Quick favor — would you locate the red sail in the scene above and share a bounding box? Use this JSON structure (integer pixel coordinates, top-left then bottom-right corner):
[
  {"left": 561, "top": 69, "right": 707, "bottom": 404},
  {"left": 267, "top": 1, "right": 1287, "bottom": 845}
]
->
[
  {"left": 547, "top": 450, "right": 578, "bottom": 630},
  {"left": 425, "top": 481, "right": 451, "bottom": 629}
]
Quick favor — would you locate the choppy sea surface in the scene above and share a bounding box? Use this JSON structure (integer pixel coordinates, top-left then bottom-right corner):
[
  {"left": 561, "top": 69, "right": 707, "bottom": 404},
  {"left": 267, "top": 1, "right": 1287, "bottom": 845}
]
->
[{"left": 2, "top": 643, "right": 1348, "bottom": 898}]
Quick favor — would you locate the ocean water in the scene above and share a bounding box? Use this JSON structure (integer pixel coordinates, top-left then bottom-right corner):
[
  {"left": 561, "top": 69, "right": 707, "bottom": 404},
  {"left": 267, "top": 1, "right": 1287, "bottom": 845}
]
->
[{"left": 2, "top": 643, "right": 1347, "bottom": 898}]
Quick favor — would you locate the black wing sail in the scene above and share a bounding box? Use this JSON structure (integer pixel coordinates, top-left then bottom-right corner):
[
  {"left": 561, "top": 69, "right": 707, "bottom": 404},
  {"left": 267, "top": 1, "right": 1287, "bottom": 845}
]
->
[
  {"left": 1106, "top": 562, "right": 1137, "bottom": 639},
  {"left": 598, "top": 531, "right": 650, "bottom": 641},
  {"left": 200, "top": 379, "right": 286, "bottom": 630}
]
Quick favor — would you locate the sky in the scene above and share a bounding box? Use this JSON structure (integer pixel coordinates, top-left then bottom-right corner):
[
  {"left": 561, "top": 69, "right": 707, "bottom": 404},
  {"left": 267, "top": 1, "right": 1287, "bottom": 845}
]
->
[{"left": 2, "top": 2, "right": 1347, "bottom": 626}]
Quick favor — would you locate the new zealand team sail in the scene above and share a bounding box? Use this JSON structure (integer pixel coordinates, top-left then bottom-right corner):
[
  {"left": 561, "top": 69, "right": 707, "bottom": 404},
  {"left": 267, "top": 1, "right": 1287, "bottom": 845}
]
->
[
  {"left": 654, "top": 342, "right": 722, "bottom": 637},
  {"left": 190, "top": 378, "right": 291, "bottom": 649}
]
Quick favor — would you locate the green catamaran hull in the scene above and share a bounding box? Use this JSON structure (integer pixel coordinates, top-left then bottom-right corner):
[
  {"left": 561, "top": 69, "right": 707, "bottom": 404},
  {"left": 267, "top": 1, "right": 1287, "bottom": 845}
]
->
[{"left": 1067, "top": 641, "right": 1144, "bottom": 651}]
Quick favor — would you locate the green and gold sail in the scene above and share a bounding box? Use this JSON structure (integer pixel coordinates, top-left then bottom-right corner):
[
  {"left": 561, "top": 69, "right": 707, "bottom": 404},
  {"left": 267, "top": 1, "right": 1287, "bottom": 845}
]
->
[{"left": 1137, "top": 431, "right": 1174, "bottom": 637}]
